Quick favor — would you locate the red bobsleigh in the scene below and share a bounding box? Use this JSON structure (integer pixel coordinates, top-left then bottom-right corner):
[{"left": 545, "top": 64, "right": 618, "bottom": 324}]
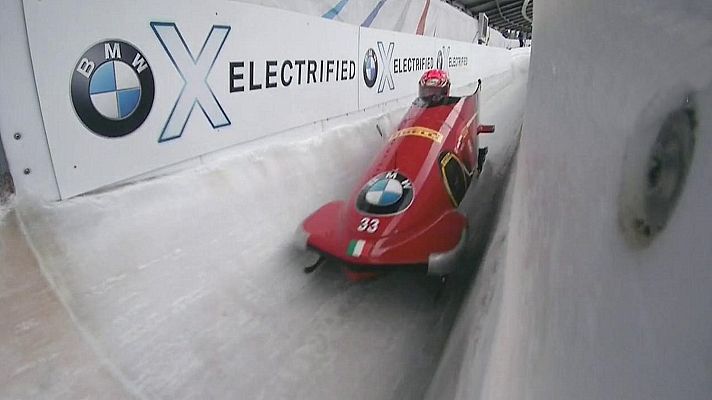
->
[{"left": 295, "top": 70, "right": 494, "bottom": 281}]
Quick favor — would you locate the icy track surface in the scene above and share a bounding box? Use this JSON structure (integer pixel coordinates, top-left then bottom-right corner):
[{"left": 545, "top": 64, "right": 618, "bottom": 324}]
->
[{"left": 1, "top": 52, "right": 529, "bottom": 399}]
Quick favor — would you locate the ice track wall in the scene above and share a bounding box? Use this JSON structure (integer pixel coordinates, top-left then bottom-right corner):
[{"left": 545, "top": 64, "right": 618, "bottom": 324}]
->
[
  {"left": 239, "top": 0, "right": 480, "bottom": 42},
  {"left": 0, "top": 0, "right": 513, "bottom": 200},
  {"left": 428, "top": 0, "right": 712, "bottom": 399}
]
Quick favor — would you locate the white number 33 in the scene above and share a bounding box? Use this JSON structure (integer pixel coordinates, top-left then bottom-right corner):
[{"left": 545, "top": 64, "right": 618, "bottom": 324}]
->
[{"left": 357, "top": 217, "right": 380, "bottom": 233}]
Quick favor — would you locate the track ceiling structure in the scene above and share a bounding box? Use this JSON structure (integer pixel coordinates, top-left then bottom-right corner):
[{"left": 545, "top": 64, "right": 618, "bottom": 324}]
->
[{"left": 457, "top": 0, "right": 533, "bottom": 33}]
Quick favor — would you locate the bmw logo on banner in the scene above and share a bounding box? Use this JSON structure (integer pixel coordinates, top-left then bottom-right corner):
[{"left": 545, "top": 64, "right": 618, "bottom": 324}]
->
[
  {"left": 362, "top": 48, "right": 378, "bottom": 88},
  {"left": 357, "top": 171, "right": 414, "bottom": 215},
  {"left": 71, "top": 40, "right": 155, "bottom": 138}
]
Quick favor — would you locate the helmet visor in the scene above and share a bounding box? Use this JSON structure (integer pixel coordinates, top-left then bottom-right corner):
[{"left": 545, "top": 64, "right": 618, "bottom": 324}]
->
[{"left": 419, "top": 84, "right": 448, "bottom": 98}]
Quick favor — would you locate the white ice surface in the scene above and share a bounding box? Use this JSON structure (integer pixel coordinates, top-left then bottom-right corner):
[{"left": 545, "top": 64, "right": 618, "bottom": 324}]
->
[
  {"left": 428, "top": 1, "right": 712, "bottom": 399},
  {"left": 0, "top": 195, "right": 13, "bottom": 223},
  {"left": 1, "top": 51, "right": 529, "bottom": 399}
]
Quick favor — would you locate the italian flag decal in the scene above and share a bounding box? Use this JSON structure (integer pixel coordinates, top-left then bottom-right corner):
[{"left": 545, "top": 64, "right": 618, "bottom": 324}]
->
[{"left": 347, "top": 240, "right": 366, "bottom": 257}]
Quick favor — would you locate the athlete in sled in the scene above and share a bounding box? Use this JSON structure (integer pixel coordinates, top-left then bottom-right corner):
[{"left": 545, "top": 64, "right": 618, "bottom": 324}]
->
[{"left": 295, "top": 69, "right": 494, "bottom": 281}]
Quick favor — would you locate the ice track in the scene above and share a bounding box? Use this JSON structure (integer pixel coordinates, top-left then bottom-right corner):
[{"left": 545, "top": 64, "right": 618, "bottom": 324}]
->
[{"left": 0, "top": 51, "right": 528, "bottom": 399}]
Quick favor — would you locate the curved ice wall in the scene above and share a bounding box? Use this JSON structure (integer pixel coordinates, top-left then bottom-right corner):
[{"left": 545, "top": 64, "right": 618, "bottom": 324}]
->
[
  {"left": 238, "top": 0, "right": 482, "bottom": 42},
  {"left": 429, "top": 0, "right": 712, "bottom": 399}
]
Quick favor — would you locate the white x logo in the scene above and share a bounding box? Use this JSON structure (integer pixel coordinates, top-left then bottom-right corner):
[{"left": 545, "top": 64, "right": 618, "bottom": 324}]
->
[
  {"left": 377, "top": 41, "right": 395, "bottom": 93},
  {"left": 438, "top": 46, "right": 451, "bottom": 71},
  {"left": 151, "top": 22, "right": 231, "bottom": 142}
]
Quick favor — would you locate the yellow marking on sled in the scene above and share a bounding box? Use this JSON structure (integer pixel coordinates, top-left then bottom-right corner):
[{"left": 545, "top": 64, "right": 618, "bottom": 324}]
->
[{"left": 389, "top": 127, "right": 443, "bottom": 143}]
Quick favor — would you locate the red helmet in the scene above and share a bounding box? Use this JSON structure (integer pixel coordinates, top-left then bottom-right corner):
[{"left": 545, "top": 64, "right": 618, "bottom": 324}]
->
[{"left": 419, "top": 69, "right": 450, "bottom": 99}]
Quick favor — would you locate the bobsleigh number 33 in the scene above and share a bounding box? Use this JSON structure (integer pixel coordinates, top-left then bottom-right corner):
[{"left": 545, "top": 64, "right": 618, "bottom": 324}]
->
[{"left": 295, "top": 70, "right": 494, "bottom": 281}]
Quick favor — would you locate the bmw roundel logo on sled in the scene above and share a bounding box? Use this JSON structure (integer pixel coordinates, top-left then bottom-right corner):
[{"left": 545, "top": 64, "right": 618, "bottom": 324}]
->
[
  {"left": 71, "top": 40, "right": 155, "bottom": 138},
  {"left": 357, "top": 171, "right": 414, "bottom": 215},
  {"left": 363, "top": 48, "right": 378, "bottom": 88}
]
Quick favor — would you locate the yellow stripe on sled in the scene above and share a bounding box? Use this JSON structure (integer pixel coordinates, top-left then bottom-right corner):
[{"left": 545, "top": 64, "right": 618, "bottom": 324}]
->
[{"left": 389, "top": 127, "right": 443, "bottom": 143}]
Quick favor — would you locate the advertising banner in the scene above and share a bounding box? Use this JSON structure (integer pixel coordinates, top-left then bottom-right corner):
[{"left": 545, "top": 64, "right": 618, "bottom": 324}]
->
[
  {"left": 24, "top": 0, "right": 359, "bottom": 198},
  {"left": 469, "top": 44, "right": 513, "bottom": 81},
  {"left": 358, "top": 27, "right": 436, "bottom": 109},
  {"left": 23, "top": 0, "right": 512, "bottom": 198},
  {"left": 434, "top": 38, "right": 477, "bottom": 91}
]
